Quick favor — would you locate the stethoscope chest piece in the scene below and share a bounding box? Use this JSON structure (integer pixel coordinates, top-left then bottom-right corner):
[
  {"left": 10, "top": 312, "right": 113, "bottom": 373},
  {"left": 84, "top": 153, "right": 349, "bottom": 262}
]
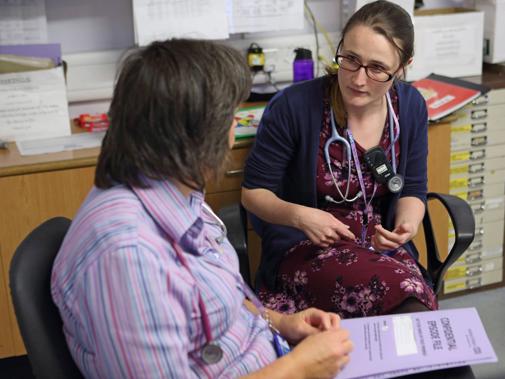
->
[
  {"left": 387, "top": 174, "right": 404, "bottom": 193},
  {"left": 202, "top": 343, "right": 223, "bottom": 364}
]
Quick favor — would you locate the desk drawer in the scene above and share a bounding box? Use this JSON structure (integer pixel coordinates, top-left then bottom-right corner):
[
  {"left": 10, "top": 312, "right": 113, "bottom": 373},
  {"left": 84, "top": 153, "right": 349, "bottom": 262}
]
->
[
  {"left": 451, "top": 103, "right": 505, "bottom": 127},
  {"left": 471, "top": 89, "right": 505, "bottom": 106},
  {"left": 454, "top": 245, "right": 503, "bottom": 266},
  {"left": 451, "top": 156, "right": 505, "bottom": 176},
  {"left": 449, "top": 220, "right": 505, "bottom": 257},
  {"left": 450, "top": 168, "right": 505, "bottom": 191},
  {"left": 450, "top": 145, "right": 505, "bottom": 164},
  {"left": 206, "top": 190, "right": 241, "bottom": 213},
  {"left": 206, "top": 146, "right": 250, "bottom": 193},
  {"left": 445, "top": 256, "right": 503, "bottom": 280},
  {"left": 450, "top": 182, "right": 505, "bottom": 201},
  {"left": 444, "top": 269, "right": 503, "bottom": 294}
]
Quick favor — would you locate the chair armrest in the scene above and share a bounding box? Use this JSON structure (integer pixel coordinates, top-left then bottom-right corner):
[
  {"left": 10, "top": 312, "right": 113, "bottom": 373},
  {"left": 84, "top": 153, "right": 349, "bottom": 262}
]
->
[
  {"left": 423, "top": 192, "right": 475, "bottom": 294},
  {"left": 217, "top": 203, "right": 251, "bottom": 287}
]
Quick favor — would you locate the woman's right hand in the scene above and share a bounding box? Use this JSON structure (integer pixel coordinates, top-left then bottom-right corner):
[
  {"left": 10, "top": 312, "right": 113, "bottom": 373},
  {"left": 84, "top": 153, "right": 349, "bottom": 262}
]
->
[
  {"left": 295, "top": 207, "right": 355, "bottom": 247},
  {"left": 289, "top": 328, "right": 353, "bottom": 379}
]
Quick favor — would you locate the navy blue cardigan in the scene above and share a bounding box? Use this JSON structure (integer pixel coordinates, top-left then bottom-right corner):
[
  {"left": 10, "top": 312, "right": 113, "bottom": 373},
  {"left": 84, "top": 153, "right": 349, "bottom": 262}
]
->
[{"left": 243, "top": 76, "right": 429, "bottom": 289}]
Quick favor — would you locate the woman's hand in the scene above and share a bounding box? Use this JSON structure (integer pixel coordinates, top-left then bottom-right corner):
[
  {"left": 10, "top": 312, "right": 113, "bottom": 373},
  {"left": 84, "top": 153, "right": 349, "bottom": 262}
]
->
[
  {"left": 371, "top": 223, "right": 416, "bottom": 252},
  {"left": 295, "top": 207, "right": 355, "bottom": 247},
  {"left": 275, "top": 307, "right": 341, "bottom": 345},
  {"left": 289, "top": 328, "right": 353, "bottom": 379}
]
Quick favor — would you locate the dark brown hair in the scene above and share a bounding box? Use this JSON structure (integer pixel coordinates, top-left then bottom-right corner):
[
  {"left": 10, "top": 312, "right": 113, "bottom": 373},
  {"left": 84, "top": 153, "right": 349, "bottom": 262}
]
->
[
  {"left": 95, "top": 39, "right": 251, "bottom": 190},
  {"left": 326, "top": 0, "right": 414, "bottom": 126}
]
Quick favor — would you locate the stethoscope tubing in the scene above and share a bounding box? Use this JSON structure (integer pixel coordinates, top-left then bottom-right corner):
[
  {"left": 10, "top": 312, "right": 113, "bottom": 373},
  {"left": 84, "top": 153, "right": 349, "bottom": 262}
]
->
[{"left": 324, "top": 91, "right": 399, "bottom": 203}]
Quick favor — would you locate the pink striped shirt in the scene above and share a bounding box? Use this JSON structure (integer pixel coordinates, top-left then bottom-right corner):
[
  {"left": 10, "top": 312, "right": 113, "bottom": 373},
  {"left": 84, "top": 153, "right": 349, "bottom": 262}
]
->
[{"left": 51, "top": 179, "right": 276, "bottom": 378}]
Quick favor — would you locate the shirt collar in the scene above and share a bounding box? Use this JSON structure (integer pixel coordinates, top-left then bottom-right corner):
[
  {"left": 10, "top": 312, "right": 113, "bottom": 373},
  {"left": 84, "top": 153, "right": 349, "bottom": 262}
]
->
[{"left": 130, "top": 178, "right": 205, "bottom": 251}]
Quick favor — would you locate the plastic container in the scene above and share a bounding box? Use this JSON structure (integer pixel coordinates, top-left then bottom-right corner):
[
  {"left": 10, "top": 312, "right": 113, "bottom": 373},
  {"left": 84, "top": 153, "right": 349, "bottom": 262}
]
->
[{"left": 293, "top": 48, "right": 314, "bottom": 82}]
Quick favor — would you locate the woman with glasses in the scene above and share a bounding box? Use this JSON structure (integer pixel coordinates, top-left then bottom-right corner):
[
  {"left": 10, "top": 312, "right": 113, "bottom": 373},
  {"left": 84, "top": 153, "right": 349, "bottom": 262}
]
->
[{"left": 242, "top": 0, "right": 437, "bottom": 317}]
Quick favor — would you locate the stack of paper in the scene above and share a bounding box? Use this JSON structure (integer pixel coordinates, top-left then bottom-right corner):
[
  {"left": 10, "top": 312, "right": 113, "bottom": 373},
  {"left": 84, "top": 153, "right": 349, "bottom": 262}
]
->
[
  {"left": 338, "top": 307, "right": 497, "bottom": 379},
  {"left": 0, "top": 43, "right": 70, "bottom": 143}
]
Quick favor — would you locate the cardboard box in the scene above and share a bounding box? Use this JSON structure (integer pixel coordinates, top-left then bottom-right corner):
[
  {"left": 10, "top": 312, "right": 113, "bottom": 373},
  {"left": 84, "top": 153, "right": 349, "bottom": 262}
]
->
[
  {"left": 406, "top": 8, "right": 484, "bottom": 81},
  {"left": 475, "top": 0, "right": 505, "bottom": 63}
]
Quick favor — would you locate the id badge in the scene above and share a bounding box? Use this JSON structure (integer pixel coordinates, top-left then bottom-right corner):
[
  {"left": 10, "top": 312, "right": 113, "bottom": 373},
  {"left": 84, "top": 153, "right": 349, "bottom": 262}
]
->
[{"left": 272, "top": 332, "right": 291, "bottom": 357}]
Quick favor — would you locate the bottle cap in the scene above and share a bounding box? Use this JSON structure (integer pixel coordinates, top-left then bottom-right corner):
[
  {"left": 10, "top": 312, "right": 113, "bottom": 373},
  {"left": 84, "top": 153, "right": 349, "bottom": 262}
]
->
[{"left": 294, "top": 48, "right": 312, "bottom": 60}]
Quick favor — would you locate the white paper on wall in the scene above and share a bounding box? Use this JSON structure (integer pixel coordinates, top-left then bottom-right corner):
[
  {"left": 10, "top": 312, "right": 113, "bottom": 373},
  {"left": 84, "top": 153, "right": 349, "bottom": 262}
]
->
[
  {"left": 0, "top": 0, "right": 48, "bottom": 44},
  {"left": 227, "top": 0, "right": 304, "bottom": 34},
  {"left": 132, "top": 0, "right": 229, "bottom": 46}
]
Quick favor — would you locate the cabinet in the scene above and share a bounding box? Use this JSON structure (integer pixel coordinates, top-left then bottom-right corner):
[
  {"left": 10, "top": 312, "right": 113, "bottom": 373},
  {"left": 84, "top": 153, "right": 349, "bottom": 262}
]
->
[{"left": 443, "top": 88, "right": 505, "bottom": 294}]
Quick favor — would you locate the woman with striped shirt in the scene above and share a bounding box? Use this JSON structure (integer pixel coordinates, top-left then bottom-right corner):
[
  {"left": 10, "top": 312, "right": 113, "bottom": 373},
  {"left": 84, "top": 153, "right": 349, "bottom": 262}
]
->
[{"left": 51, "top": 39, "right": 353, "bottom": 378}]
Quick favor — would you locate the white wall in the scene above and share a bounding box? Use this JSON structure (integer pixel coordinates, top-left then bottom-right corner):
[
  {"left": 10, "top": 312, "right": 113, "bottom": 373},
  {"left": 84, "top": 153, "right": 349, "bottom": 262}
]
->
[{"left": 38, "top": 0, "right": 477, "bottom": 113}]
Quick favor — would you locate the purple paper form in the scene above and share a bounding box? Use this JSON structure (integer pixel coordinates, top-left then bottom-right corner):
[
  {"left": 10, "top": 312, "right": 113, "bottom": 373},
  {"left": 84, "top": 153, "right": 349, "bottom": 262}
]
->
[
  {"left": 338, "top": 307, "right": 497, "bottom": 379},
  {"left": 0, "top": 43, "right": 61, "bottom": 65}
]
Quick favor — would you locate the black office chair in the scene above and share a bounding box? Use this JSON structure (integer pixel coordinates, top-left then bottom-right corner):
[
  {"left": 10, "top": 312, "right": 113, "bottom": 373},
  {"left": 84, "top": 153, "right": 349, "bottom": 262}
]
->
[
  {"left": 9, "top": 217, "right": 84, "bottom": 379},
  {"left": 217, "top": 192, "right": 475, "bottom": 295}
]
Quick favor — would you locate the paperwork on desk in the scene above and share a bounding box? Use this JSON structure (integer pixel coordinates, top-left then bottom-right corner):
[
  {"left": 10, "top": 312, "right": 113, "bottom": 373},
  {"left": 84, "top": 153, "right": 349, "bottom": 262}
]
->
[
  {"left": 0, "top": 0, "right": 48, "bottom": 44},
  {"left": 0, "top": 66, "right": 71, "bottom": 142},
  {"left": 16, "top": 131, "right": 105, "bottom": 156}
]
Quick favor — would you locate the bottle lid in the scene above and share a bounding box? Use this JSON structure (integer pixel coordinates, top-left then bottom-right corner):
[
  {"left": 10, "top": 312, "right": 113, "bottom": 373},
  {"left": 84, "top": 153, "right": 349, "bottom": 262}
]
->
[
  {"left": 248, "top": 42, "right": 263, "bottom": 54},
  {"left": 294, "top": 48, "right": 312, "bottom": 60}
]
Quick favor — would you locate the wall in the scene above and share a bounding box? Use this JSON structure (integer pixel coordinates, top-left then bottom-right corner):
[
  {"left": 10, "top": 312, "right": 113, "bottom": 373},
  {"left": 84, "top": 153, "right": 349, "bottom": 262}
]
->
[{"left": 40, "top": 0, "right": 476, "bottom": 115}]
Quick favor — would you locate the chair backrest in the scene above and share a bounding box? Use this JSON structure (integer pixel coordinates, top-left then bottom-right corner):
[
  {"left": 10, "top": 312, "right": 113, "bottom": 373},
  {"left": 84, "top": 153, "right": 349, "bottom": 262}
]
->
[
  {"left": 9, "top": 217, "right": 83, "bottom": 379},
  {"left": 217, "top": 203, "right": 251, "bottom": 286},
  {"left": 423, "top": 192, "right": 475, "bottom": 295}
]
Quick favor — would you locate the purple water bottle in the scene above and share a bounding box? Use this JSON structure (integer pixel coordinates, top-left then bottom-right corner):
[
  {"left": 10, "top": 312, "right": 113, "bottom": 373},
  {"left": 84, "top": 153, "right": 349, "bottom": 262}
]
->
[{"left": 293, "top": 48, "right": 314, "bottom": 82}]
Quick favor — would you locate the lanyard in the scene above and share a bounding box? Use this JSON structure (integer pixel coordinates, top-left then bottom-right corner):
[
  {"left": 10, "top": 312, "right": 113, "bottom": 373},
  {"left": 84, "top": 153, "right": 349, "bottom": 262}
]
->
[
  {"left": 347, "top": 129, "right": 377, "bottom": 247},
  {"left": 386, "top": 91, "right": 400, "bottom": 173}
]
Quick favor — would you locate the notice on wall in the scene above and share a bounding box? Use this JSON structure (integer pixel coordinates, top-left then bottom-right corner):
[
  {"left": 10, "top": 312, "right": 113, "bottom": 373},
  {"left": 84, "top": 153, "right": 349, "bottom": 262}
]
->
[
  {"left": 0, "top": 0, "right": 48, "bottom": 44},
  {"left": 0, "top": 66, "right": 71, "bottom": 142},
  {"left": 133, "top": 0, "right": 229, "bottom": 46},
  {"left": 227, "top": 0, "right": 304, "bottom": 34}
]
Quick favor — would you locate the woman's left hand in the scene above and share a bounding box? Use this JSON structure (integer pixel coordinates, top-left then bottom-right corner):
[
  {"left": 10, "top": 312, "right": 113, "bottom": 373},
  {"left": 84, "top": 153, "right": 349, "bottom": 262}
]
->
[
  {"left": 275, "top": 307, "right": 341, "bottom": 345},
  {"left": 371, "top": 223, "right": 416, "bottom": 252}
]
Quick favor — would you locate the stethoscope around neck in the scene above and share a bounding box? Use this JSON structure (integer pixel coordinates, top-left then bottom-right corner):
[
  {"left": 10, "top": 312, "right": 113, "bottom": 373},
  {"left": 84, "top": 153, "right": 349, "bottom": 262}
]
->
[{"left": 323, "top": 91, "right": 400, "bottom": 204}]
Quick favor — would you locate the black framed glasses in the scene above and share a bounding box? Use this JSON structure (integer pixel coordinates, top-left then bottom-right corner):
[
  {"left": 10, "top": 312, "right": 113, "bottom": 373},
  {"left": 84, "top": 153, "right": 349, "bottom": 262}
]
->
[{"left": 335, "top": 55, "right": 395, "bottom": 83}]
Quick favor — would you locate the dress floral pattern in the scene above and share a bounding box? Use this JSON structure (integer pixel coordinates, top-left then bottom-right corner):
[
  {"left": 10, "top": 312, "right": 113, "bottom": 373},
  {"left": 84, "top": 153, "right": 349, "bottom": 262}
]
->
[{"left": 258, "top": 89, "right": 438, "bottom": 318}]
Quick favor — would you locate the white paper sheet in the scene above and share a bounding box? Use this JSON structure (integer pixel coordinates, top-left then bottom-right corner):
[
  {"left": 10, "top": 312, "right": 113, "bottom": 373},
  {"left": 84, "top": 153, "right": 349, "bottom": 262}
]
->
[
  {"left": 0, "top": 66, "right": 71, "bottom": 142},
  {"left": 16, "top": 131, "right": 105, "bottom": 156},
  {"left": 133, "top": 0, "right": 229, "bottom": 46},
  {"left": 227, "top": 0, "right": 304, "bottom": 34},
  {"left": 0, "top": 0, "right": 48, "bottom": 44}
]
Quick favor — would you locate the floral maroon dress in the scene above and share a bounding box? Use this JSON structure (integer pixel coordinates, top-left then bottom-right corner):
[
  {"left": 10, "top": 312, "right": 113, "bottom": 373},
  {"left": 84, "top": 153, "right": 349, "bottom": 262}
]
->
[{"left": 257, "top": 89, "right": 438, "bottom": 318}]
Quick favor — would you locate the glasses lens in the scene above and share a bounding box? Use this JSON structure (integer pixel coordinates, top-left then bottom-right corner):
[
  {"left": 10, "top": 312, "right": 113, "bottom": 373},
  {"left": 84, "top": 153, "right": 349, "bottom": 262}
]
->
[
  {"left": 367, "top": 70, "right": 390, "bottom": 82},
  {"left": 337, "top": 56, "right": 359, "bottom": 71},
  {"left": 337, "top": 55, "right": 392, "bottom": 82}
]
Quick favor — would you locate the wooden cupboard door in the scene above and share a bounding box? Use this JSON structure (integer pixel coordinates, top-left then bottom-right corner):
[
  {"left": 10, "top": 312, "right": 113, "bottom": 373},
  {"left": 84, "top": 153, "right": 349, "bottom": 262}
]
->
[
  {"left": 0, "top": 242, "right": 12, "bottom": 358},
  {"left": 413, "top": 122, "right": 451, "bottom": 270},
  {"left": 0, "top": 166, "right": 95, "bottom": 357}
]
